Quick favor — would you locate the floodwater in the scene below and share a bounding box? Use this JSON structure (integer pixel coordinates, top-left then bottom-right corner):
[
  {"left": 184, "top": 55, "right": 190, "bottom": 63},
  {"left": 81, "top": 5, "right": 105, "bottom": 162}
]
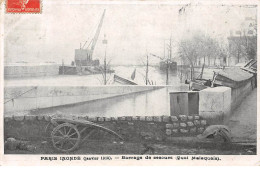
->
[
  {"left": 113, "top": 65, "right": 180, "bottom": 86},
  {"left": 30, "top": 85, "right": 188, "bottom": 117},
  {"left": 113, "top": 65, "right": 216, "bottom": 85},
  {"left": 6, "top": 65, "right": 217, "bottom": 117},
  {"left": 5, "top": 65, "right": 217, "bottom": 86}
]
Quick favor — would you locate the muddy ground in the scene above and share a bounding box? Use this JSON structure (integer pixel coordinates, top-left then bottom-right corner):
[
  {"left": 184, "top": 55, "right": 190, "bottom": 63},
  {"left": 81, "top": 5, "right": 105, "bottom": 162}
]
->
[{"left": 5, "top": 139, "right": 256, "bottom": 155}]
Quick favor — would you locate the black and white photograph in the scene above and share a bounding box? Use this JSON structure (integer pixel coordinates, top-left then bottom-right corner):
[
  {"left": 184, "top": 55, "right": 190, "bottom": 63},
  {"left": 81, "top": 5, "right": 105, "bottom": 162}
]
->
[{"left": 1, "top": 0, "right": 258, "bottom": 165}]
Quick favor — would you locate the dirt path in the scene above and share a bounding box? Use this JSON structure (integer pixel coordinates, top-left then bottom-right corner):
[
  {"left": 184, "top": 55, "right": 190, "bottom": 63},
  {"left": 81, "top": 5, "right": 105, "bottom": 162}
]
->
[
  {"left": 228, "top": 88, "right": 257, "bottom": 141},
  {"left": 5, "top": 139, "right": 255, "bottom": 155}
]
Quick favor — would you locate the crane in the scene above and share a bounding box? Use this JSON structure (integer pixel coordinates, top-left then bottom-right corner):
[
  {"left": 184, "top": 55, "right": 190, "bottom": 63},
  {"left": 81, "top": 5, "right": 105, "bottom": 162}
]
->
[
  {"left": 75, "top": 9, "right": 106, "bottom": 67},
  {"left": 89, "top": 9, "right": 106, "bottom": 58}
]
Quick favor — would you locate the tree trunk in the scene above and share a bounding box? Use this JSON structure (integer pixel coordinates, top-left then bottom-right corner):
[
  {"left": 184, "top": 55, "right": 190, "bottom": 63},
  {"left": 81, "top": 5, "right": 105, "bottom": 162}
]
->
[{"left": 190, "top": 64, "right": 195, "bottom": 80}]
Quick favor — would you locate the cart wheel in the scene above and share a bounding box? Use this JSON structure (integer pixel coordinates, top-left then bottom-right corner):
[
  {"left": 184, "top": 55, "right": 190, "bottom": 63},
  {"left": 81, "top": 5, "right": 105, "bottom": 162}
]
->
[{"left": 51, "top": 123, "right": 81, "bottom": 152}]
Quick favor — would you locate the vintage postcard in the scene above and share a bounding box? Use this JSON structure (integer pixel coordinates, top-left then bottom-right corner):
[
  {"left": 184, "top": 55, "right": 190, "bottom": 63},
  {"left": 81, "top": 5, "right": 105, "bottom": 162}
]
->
[{"left": 0, "top": 0, "right": 259, "bottom": 166}]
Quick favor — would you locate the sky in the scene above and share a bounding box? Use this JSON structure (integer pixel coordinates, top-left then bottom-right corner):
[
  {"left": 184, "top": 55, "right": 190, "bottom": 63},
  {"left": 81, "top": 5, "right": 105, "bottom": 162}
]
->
[{"left": 4, "top": 0, "right": 257, "bottom": 65}]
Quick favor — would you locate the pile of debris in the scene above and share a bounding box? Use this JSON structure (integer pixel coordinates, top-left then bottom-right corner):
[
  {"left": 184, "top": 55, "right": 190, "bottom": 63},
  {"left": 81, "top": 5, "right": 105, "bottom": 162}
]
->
[{"left": 4, "top": 138, "right": 36, "bottom": 152}]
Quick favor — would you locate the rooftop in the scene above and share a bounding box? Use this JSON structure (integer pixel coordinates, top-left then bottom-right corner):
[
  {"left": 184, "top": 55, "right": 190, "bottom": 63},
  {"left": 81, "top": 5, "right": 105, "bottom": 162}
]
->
[{"left": 217, "top": 67, "right": 253, "bottom": 82}]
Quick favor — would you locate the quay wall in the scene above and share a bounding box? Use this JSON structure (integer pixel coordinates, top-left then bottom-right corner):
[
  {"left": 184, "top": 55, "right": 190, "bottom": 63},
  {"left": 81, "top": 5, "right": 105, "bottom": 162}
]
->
[
  {"left": 4, "top": 115, "right": 208, "bottom": 143},
  {"left": 199, "top": 77, "right": 256, "bottom": 124},
  {"left": 199, "top": 87, "right": 231, "bottom": 124},
  {"left": 4, "top": 86, "right": 162, "bottom": 113},
  {"left": 231, "top": 77, "right": 256, "bottom": 111},
  {"left": 4, "top": 65, "right": 59, "bottom": 78}
]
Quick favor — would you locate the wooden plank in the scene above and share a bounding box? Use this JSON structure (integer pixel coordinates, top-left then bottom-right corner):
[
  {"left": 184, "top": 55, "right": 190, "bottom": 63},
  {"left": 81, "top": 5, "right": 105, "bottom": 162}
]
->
[{"left": 170, "top": 92, "right": 189, "bottom": 116}]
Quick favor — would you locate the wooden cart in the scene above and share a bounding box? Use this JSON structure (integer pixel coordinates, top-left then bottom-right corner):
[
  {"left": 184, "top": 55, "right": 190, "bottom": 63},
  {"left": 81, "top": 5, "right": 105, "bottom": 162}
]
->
[{"left": 50, "top": 117, "right": 124, "bottom": 152}]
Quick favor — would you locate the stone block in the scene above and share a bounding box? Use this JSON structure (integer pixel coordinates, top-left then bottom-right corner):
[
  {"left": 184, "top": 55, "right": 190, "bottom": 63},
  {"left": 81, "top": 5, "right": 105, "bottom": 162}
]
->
[
  {"left": 199, "top": 87, "right": 231, "bottom": 120},
  {"left": 98, "top": 117, "right": 105, "bottom": 122},
  {"left": 145, "top": 116, "right": 153, "bottom": 121},
  {"left": 25, "top": 115, "right": 36, "bottom": 121},
  {"left": 200, "top": 120, "right": 207, "bottom": 126},
  {"left": 162, "top": 116, "right": 170, "bottom": 122},
  {"left": 118, "top": 117, "right": 126, "bottom": 121},
  {"left": 180, "top": 123, "right": 187, "bottom": 128},
  {"left": 170, "top": 116, "right": 178, "bottom": 122},
  {"left": 166, "top": 124, "right": 173, "bottom": 129},
  {"left": 126, "top": 116, "right": 132, "bottom": 121},
  {"left": 153, "top": 116, "right": 162, "bottom": 122},
  {"left": 37, "top": 115, "right": 44, "bottom": 121},
  {"left": 13, "top": 116, "right": 24, "bottom": 121},
  {"left": 187, "top": 121, "right": 194, "bottom": 127},
  {"left": 132, "top": 116, "right": 139, "bottom": 121},
  {"left": 190, "top": 127, "right": 197, "bottom": 133},
  {"left": 194, "top": 115, "right": 200, "bottom": 120},
  {"left": 139, "top": 116, "right": 146, "bottom": 121},
  {"left": 5, "top": 138, "right": 19, "bottom": 151},
  {"left": 180, "top": 129, "right": 189, "bottom": 134},
  {"left": 187, "top": 116, "right": 194, "bottom": 120},
  {"left": 88, "top": 117, "right": 97, "bottom": 122},
  {"left": 4, "top": 116, "right": 13, "bottom": 122},
  {"left": 172, "top": 129, "right": 178, "bottom": 134},
  {"left": 166, "top": 129, "right": 172, "bottom": 135},
  {"left": 197, "top": 127, "right": 205, "bottom": 133},
  {"left": 104, "top": 117, "right": 111, "bottom": 121},
  {"left": 78, "top": 116, "right": 88, "bottom": 121},
  {"left": 194, "top": 120, "right": 200, "bottom": 126},
  {"left": 111, "top": 117, "right": 118, "bottom": 121},
  {"left": 179, "top": 115, "right": 187, "bottom": 121},
  {"left": 173, "top": 122, "right": 179, "bottom": 128}
]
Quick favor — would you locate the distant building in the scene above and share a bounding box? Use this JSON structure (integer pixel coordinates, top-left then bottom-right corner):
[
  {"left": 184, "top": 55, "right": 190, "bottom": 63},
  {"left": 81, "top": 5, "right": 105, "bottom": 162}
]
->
[{"left": 227, "top": 17, "right": 257, "bottom": 66}]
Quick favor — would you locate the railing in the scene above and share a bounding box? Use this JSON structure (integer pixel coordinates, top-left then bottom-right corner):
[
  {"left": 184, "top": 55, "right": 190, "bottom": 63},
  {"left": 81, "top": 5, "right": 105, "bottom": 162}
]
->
[{"left": 4, "top": 87, "right": 37, "bottom": 104}]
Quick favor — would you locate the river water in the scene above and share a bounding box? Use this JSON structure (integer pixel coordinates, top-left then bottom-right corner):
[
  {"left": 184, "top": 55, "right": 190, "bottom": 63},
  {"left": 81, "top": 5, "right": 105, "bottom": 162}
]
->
[
  {"left": 5, "top": 65, "right": 216, "bottom": 86},
  {"left": 6, "top": 65, "right": 216, "bottom": 117},
  {"left": 112, "top": 65, "right": 216, "bottom": 85},
  {"left": 30, "top": 85, "right": 188, "bottom": 117}
]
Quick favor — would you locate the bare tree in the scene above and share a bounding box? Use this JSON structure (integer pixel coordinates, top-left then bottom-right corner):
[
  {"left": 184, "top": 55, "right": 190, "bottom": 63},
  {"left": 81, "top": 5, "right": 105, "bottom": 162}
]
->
[
  {"left": 95, "top": 58, "right": 114, "bottom": 85},
  {"left": 178, "top": 39, "right": 197, "bottom": 80},
  {"left": 178, "top": 31, "right": 226, "bottom": 80}
]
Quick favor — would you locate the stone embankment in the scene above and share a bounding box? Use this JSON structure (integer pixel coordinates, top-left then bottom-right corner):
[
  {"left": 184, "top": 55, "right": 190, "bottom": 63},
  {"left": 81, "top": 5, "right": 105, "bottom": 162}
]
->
[{"left": 4, "top": 115, "right": 208, "bottom": 143}]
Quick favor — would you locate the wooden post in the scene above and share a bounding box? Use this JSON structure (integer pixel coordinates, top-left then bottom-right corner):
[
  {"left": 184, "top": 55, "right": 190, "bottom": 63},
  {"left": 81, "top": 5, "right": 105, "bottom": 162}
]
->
[{"left": 104, "top": 58, "right": 106, "bottom": 85}]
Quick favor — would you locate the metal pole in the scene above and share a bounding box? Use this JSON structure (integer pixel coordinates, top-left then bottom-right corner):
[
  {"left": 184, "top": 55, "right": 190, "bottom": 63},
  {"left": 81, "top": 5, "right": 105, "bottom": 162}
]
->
[
  {"left": 104, "top": 43, "right": 107, "bottom": 85},
  {"left": 146, "top": 54, "right": 148, "bottom": 85},
  {"left": 104, "top": 58, "right": 106, "bottom": 85},
  {"left": 166, "top": 60, "right": 169, "bottom": 85}
]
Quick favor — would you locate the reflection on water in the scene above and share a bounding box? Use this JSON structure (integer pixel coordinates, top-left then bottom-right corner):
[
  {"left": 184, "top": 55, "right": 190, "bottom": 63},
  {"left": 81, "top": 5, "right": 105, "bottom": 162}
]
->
[
  {"left": 113, "top": 66, "right": 216, "bottom": 85},
  {"left": 5, "top": 65, "right": 216, "bottom": 86},
  {"left": 113, "top": 66, "right": 180, "bottom": 86},
  {"left": 31, "top": 85, "right": 189, "bottom": 117}
]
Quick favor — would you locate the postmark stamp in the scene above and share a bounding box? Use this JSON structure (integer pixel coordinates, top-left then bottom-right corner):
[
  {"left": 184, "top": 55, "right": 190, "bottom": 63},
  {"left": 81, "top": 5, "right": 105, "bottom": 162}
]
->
[{"left": 6, "top": 0, "right": 41, "bottom": 13}]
